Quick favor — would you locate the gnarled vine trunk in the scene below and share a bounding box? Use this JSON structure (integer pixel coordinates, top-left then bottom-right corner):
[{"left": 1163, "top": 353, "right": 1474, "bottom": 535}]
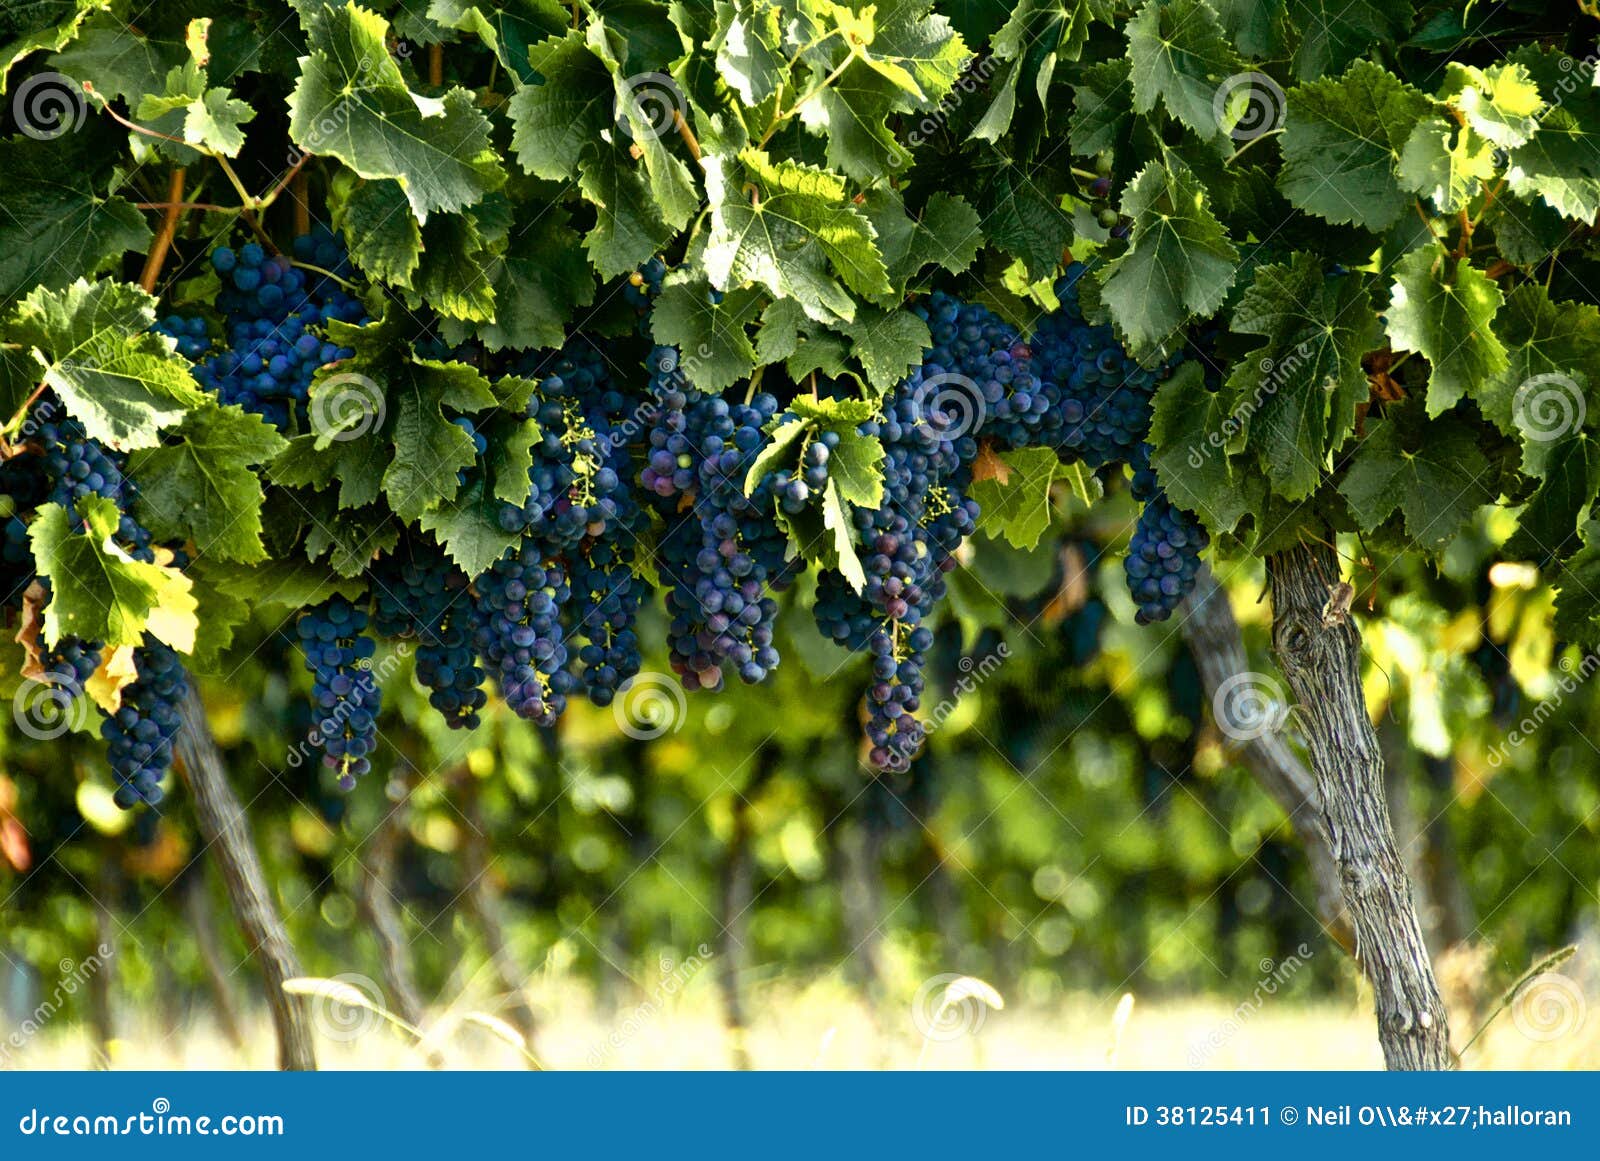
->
[
  {"left": 174, "top": 688, "right": 317, "bottom": 1071},
  {"left": 1266, "top": 542, "right": 1451, "bottom": 1070},
  {"left": 1179, "top": 564, "right": 1352, "bottom": 952}
]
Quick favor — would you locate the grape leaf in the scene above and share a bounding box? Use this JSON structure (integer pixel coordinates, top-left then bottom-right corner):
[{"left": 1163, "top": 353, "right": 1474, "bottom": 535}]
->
[
  {"left": 464, "top": 208, "right": 595, "bottom": 352},
  {"left": 1099, "top": 161, "right": 1238, "bottom": 356},
  {"left": 1441, "top": 61, "right": 1542, "bottom": 149},
  {"left": 329, "top": 173, "right": 422, "bottom": 288},
  {"left": 578, "top": 143, "right": 676, "bottom": 278},
  {"left": 287, "top": 2, "right": 506, "bottom": 222},
  {"left": 1279, "top": 60, "right": 1431, "bottom": 231},
  {"left": 0, "top": 0, "right": 107, "bottom": 91},
  {"left": 826, "top": 427, "right": 885, "bottom": 508},
  {"left": 0, "top": 129, "right": 151, "bottom": 304},
  {"left": 1068, "top": 59, "right": 1131, "bottom": 157},
  {"left": 1503, "top": 47, "right": 1600, "bottom": 222},
  {"left": 1212, "top": 0, "right": 1287, "bottom": 59},
  {"left": 1386, "top": 247, "right": 1507, "bottom": 417},
  {"left": 1337, "top": 414, "right": 1492, "bottom": 549},
  {"left": 1148, "top": 361, "right": 1249, "bottom": 533},
  {"left": 194, "top": 557, "right": 367, "bottom": 611},
  {"left": 427, "top": 0, "right": 566, "bottom": 83},
  {"left": 300, "top": 495, "right": 401, "bottom": 578},
  {"left": 648, "top": 281, "right": 762, "bottom": 392},
  {"left": 1503, "top": 434, "right": 1598, "bottom": 566},
  {"left": 414, "top": 210, "right": 499, "bottom": 322},
  {"left": 28, "top": 495, "right": 198, "bottom": 652},
  {"left": 1553, "top": 523, "right": 1600, "bottom": 646},
  {"left": 4, "top": 279, "right": 206, "bottom": 451},
  {"left": 821, "top": 475, "right": 865, "bottom": 592},
  {"left": 1286, "top": 0, "right": 1410, "bottom": 83},
  {"left": 1227, "top": 254, "right": 1380, "bottom": 500},
  {"left": 836, "top": 306, "right": 930, "bottom": 392},
  {"left": 125, "top": 402, "right": 288, "bottom": 564},
  {"left": 507, "top": 29, "right": 615, "bottom": 179},
  {"left": 418, "top": 475, "right": 521, "bottom": 577},
  {"left": 1126, "top": 0, "right": 1239, "bottom": 139},
  {"left": 969, "top": 445, "right": 1064, "bottom": 550},
  {"left": 714, "top": 0, "right": 785, "bottom": 107},
  {"left": 1478, "top": 284, "right": 1600, "bottom": 469},
  {"left": 702, "top": 148, "right": 890, "bottom": 324},
  {"left": 1397, "top": 115, "right": 1496, "bottom": 213},
  {"left": 135, "top": 60, "right": 255, "bottom": 156},
  {"left": 744, "top": 416, "right": 810, "bottom": 494}
]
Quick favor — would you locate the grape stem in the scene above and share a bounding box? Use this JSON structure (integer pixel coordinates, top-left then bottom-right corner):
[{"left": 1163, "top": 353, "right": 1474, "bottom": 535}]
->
[
  {"left": 1224, "top": 127, "right": 1283, "bottom": 164},
  {"left": 139, "top": 167, "right": 188, "bottom": 294}
]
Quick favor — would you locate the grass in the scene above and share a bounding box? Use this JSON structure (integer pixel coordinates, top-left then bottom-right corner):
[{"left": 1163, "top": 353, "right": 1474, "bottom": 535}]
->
[{"left": 9, "top": 972, "right": 1595, "bottom": 1069}]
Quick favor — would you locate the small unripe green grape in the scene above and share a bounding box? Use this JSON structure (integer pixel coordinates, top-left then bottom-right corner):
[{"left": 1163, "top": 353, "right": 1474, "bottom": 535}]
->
[{"left": 1097, "top": 208, "right": 1120, "bottom": 229}]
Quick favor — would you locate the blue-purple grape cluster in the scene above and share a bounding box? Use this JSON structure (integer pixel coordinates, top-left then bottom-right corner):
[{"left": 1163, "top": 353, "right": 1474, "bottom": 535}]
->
[
  {"left": 1124, "top": 444, "right": 1208, "bottom": 624},
  {"left": 296, "top": 595, "right": 381, "bottom": 788},
  {"left": 102, "top": 638, "right": 187, "bottom": 808},
  {"left": 188, "top": 232, "right": 366, "bottom": 431}
]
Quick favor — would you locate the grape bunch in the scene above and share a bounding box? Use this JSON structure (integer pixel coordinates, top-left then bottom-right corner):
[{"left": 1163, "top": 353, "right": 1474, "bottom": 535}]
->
[
  {"left": 472, "top": 545, "right": 573, "bottom": 726},
  {"left": 102, "top": 639, "right": 188, "bottom": 808},
  {"left": 296, "top": 595, "right": 381, "bottom": 788},
  {"left": 188, "top": 232, "right": 367, "bottom": 431},
  {"left": 1124, "top": 445, "right": 1209, "bottom": 624}
]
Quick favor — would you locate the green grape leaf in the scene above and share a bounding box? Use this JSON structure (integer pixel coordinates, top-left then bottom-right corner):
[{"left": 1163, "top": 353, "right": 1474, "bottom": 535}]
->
[
  {"left": 1148, "top": 361, "right": 1250, "bottom": 533},
  {"left": 1386, "top": 247, "right": 1507, "bottom": 417},
  {"left": 414, "top": 210, "right": 499, "bottom": 323},
  {"left": 28, "top": 495, "right": 197, "bottom": 652},
  {"left": 271, "top": 313, "right": 499, "bottom": 518},
  {"left": 287, "top": 2, "right": 506, "bottom": 222},
  {"left": 578, "top": 143, "right": 675, "bottom": 278},
  {"left": 969, "top": 445, "right": 1064, "bottom": 550},
  {"left": 194, "top": 557, "right": 367, "bottom": 612},
  {"left": 1397, "top": 115, "right": 1496, "bottom": 213},
  {"left": 1212, "top": 0, "right": 1287, "bottom": 59},
  {"left": 0, "top": 129, "right": 151, "bottom": 304},
  {"left": 1553, "top": 524, "right": 1600, "bottom": 646},
  {"left": 916, "top": 192, "right": 983, "bottom": 275},
  {"left": 821, "top": 475, "right": 865, "bottom": 592},
  {"left": 1337, "top": 414, "right": 1492, "bottom": 549},
  {"left": 1069, "top": 59, "right": 1131, "bottom": 157},
  {"left": 1286, "top": 0, "right": 1410, "bottom": 82},
  {"left": 702, "top": 148, "right": 890, "bottom": 324},
  {"left": 135, "top": 60, "right": 255, "bottom": 156},
  {"left": 1227, "top": 254, "right": 1381, "bottom": 500},
  {"left": 1503, "top": 433, "right": 1598, "bottom": 566},
  {"left": 300, "top": 495, "right": 401, "bottom": 578},
  {"left": 1479, "top": 285, "right": 1600, "bottom": 476},
  {"left": 427, "top": 0, "right": 567, "bottom": 83},
  {"left": 826, "top": 426, "right": 885, "bottom": 508},
  {"left": 1126, "top": 0, "right": 1239, "bottom": 139},
  {"left": 744, "top": 416, "right": 810, "bottom": 494},
  {"left": 507, "top": 29, "right": 615, "bottom": 179},
  {"left": 1441, "top": 61, "right": 1542, "bottom": 149},
  {"left": 714, "top": 0, "right": 785, "bottom": 107},
  {"left": 329, "top": 174, "right": 422, "bottom": 289},
  {"left": 976, "top": 161, "right": 1073, "bottom": 280},
  {"left": 648, "top": 281, "right": 762, "bottom": 392},
  {"left": 1099, "top": 160, "right": 1238, "bottom": 356},
  {"left": 468, "top": 208, "right": 595, "bottom": 352},
  {"left": 1504, "top": 47, "right": 1600, "bottom": 222},
  {"left": 125, "top": 402, "right": 288, "bottom": 564},
  {"left": 836, "top": 306, "right": 930, "bottom": 393},
  {"left": 418, "top": 474, "right": 521, "bottom": 577},
  {"left": 4, "top": 279, "right": 206, "bottom": 451},
  {"left": 1, "top": 0, "right": 107, "bottom": 91},
  {"left": 1279, "top": 60, "right": 1432, "bottom": 230}
]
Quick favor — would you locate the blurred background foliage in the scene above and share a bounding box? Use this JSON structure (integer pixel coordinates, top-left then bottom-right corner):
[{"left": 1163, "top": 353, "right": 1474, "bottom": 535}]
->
[{"left": 2, "top": 497, "right": 1597, "bottom": 1064}]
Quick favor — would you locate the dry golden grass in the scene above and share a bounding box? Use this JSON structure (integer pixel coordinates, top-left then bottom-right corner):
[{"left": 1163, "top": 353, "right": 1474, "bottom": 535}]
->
[{"left": 11, "top": 972, "right": 1595, "bottom": 1070}]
